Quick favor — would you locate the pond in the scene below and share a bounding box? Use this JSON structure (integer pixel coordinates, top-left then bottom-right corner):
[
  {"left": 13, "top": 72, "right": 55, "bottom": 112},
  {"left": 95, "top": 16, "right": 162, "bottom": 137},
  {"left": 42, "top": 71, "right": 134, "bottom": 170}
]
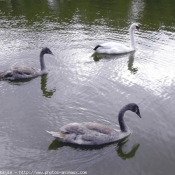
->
[{"left": 0, "top": 0, "right": 175, "bottom": 174}]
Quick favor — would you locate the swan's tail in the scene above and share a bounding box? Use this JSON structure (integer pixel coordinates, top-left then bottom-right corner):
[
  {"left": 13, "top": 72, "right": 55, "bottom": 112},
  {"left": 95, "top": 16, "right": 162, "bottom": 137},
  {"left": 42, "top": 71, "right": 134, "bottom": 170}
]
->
[
  {"left": 46, "top": 130, "right": 65, "bottom": 140},
  {"left": 90, "top": 45, "right": 102, "bottom": 51},
  {"left": 93, "top": 45, "right": 102, "bottom": 51},
  {"left": 0, "top": 71, "right": 5, "bottom": 79}
]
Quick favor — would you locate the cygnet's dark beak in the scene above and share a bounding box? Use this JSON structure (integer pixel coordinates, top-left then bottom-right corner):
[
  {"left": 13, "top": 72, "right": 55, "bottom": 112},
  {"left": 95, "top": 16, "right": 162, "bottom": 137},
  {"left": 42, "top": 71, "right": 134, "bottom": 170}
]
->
[
  {"left": 136, "top": 110, "right": 142, "bottom": 118},
  {"left": 49, "top": 51, "right": 54, "bottom": 56}
]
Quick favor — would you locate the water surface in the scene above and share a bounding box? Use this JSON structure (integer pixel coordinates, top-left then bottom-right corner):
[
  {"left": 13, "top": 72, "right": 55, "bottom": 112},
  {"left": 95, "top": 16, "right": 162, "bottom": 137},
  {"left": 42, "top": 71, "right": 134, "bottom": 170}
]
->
[{"left": 0, "top": 0, "right": 175, "bottom": 174}]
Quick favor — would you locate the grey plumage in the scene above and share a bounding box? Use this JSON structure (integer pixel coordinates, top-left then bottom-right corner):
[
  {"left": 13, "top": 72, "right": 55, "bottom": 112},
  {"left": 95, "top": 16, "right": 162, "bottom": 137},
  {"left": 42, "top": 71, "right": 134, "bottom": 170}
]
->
[
  {"left": 47, "top": 103, "right": 142, "bottom": 145},
  {"left": 0, "top": 47, "right": 53, "bottom": 80}
]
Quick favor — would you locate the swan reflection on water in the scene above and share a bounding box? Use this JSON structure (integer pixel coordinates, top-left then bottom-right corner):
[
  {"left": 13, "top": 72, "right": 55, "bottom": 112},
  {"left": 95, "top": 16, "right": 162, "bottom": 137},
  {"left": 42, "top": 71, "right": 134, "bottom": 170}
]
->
[
  {"left": 48, "top": 136, "right": 140, "bottom": 160},
  {"left": 91, "top": 52, "right": 130, "bottom": 62},
  {"left": 4, "top": 77, "right": 33, "bottom": 85},
  {"left": 127, "top": 52, "right": 138, "bottom": 74},
  {"left": 116, "top": 136, "right": 140, "bottom": 160},
  {"left": 92, "top": 52, "right": 138, "bottom": 74},
  {"left": 41, "top": 74, "right": 56, "bottom": 98},
  {"left": 2, "top": 74, "right": 56, "bottom": 98}
]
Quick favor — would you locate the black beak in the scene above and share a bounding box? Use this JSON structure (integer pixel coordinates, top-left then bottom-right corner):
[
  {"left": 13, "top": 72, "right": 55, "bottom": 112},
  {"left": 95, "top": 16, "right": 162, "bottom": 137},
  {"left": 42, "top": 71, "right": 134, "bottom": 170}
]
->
[
  {"left": 136, "top": 111, "right": 142, "bottom": 118},
  {"left": 49, "top": 51, "right": 54, "bottom": 56}
]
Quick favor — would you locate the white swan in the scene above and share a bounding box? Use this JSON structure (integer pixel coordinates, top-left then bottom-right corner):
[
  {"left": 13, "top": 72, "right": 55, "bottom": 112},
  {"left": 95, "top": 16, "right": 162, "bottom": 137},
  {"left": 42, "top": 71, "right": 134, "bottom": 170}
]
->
[
  {"left": 46, "top": 103, "right": 141, "bottom": 145},
  {"left": 93, "top": 23, "right": 140, "bottom": 54},
  {"left": 0, "top": 47, "right": 53, "bottom": 80}
]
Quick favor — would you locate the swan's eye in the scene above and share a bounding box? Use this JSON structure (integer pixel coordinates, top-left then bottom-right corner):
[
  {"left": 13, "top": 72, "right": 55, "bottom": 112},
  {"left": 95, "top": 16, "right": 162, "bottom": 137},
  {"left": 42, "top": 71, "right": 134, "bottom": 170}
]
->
[{"left": 136, "top": 26, "right": 140, "bottom": 30}]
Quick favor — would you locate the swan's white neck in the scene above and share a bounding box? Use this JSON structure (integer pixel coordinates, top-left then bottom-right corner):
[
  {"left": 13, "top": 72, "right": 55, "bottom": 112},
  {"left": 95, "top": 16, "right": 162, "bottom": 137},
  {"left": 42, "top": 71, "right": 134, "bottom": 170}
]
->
[
  {"left": 40, "top": 53, "right": 46, "bottom": 71},
  {"left": 129, "top": 26, "right": 136, "bottom": 50}
]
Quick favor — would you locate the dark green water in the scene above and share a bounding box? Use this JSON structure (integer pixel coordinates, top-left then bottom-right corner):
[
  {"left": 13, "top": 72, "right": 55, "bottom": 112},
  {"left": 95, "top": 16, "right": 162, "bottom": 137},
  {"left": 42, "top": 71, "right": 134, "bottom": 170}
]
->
[{"left": 0, "top": 0, "right": 175, "bottom": 174}]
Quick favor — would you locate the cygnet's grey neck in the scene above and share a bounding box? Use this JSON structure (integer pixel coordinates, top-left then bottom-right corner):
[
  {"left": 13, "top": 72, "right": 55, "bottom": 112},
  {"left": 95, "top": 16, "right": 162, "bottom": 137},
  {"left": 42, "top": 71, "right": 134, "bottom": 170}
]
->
[
  {"left": 129, "top": 26, "right": 135, "bottom": 50},
  {"left": 118, "top": 106, "right": 129, "bottom": 132},
  {"left": 40, "top": 52, "right": 46, "bottom": 71}
]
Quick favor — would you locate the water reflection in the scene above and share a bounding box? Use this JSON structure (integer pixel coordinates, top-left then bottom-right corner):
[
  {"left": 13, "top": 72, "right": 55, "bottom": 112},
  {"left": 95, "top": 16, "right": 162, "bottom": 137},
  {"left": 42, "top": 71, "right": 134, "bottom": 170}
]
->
[
  {"left": 48, "top": 137, "right": 140, "bottom": 160},
  {"left": 41, "top": 74, "right": 56, "bottom": 98},
  {"left": 92, "top": 52, "right": 138, "bottom": 74},
  {"left": 4, "top": 78, "right": 33, "bottom": 85},
  {"left": 128, "top": 0, "right": 145, "bottom": 20},
  {"left": 47, "top": 0, "right": 58, "bottom": 9},
  {"left": 116, "top": 137, "right": 140, "bottom": 160},
  {"left": 1, "top": 74, "right": 56, "bottom": 98},
  {"left": 91, "top": 53, "right": 129, "bottom": 62},
  {"left": 127, "top": 52, "right": 138, "bottom": 74}
]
